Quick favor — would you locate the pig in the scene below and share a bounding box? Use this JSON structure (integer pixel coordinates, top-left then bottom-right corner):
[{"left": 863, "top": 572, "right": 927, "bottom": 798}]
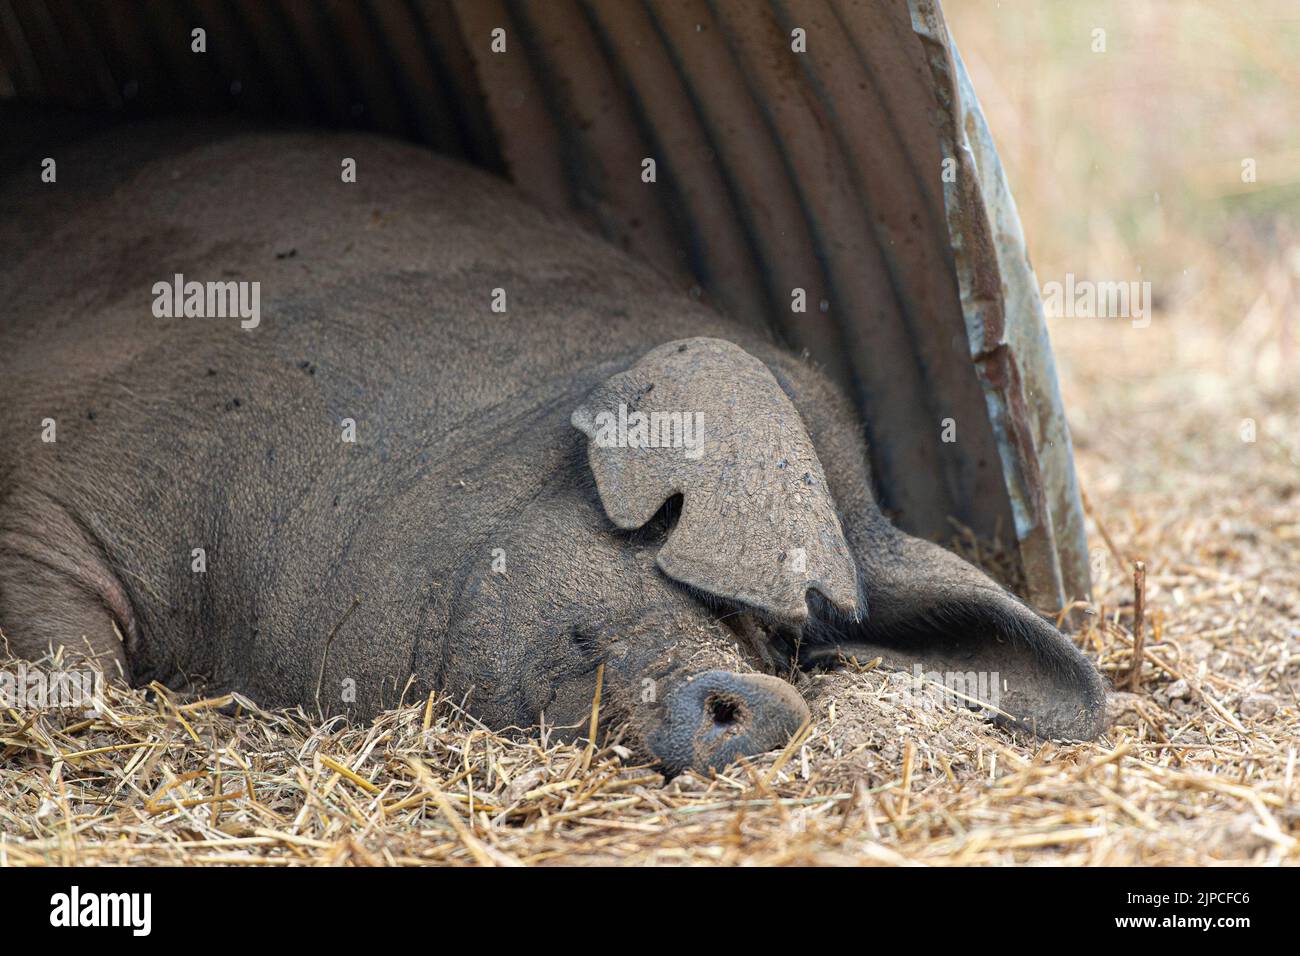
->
[{"left": 0, "top": 117, "right": 1107, "bottom": 773}]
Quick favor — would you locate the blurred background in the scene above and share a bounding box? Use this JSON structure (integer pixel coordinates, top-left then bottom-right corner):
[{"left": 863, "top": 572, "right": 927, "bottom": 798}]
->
[{"left": 949, "top": 0, "right": 1297, "bottom": 481}]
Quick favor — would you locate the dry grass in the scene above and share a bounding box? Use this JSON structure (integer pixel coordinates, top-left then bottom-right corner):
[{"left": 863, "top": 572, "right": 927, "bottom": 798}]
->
[
  {"left": 1, "top": 533, "right": 1296, "bottom": 868},
  {"left": 2, "top": 1, "right": 1298, "bottom": 866}
]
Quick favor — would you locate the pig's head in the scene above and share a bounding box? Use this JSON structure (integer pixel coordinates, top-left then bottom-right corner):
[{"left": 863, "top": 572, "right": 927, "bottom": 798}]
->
[
  {"left": 435, "top": 482, "right": 816, "bottom": 776},
  {"left": 561, "top": 335, "right": 1107, "bottom": 770},
  {"left": 444, "top": 337, "right": 1106, "bottom": 775}
]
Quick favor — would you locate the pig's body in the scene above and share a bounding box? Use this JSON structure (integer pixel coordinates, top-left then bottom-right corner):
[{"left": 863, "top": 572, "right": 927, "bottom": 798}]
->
[{"left": 0, "top": 121, "right": 1106, "bottom": 771}]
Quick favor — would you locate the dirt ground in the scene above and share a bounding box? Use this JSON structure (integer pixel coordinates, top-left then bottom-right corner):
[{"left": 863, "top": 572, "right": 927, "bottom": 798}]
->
[{"left": 2, "top": 1, "right": 1297, "bottom": 865}]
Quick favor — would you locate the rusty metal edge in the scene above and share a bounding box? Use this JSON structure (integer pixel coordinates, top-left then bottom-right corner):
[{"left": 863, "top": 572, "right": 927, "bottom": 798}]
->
[
  {"left": 909, "top": 0, "right": 1090, "bottom": 613},
  {"left": 951, "top": 41, "right": 1092, "bottom": 610}
]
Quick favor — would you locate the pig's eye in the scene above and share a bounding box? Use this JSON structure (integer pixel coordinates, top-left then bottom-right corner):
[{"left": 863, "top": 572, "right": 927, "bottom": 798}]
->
[{"left": 628, "top": 493, "right": 682, "bottom": 546}]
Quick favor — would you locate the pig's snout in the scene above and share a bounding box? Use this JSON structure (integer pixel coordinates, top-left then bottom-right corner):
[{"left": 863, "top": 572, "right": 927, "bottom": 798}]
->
[{"left": 647, "top": 670, "right": 810, "bottom": 774}]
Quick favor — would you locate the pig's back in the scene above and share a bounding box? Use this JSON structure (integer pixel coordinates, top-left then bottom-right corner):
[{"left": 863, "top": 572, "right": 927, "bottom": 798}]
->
[{"left": 0, "top": 121, "right": 764, "bottom": 698}]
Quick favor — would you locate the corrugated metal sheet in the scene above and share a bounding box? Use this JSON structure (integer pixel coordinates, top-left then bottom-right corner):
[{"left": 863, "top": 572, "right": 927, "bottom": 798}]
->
[{"left": 0, "top": 0, "right": 1090, "bottom": 612}]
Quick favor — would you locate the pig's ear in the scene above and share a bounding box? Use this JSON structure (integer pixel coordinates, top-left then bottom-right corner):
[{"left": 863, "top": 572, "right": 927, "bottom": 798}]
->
[
  {"left": 571, "top": 337, "right": 860, "bottom": 624},
  {"left": 803, "top": 527, "right": 1109, "bottom": 741}
]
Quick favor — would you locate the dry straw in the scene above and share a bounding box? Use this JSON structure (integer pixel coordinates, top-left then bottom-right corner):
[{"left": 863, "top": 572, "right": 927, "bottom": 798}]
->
[{"left": 2, "top": 542, "right": 1295, "bottom": 866}]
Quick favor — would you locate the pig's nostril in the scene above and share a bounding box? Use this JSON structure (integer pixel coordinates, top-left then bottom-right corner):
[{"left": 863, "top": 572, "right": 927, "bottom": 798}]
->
[{"left": 706, "top": 694, "right": 742, "bottom": 727}]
